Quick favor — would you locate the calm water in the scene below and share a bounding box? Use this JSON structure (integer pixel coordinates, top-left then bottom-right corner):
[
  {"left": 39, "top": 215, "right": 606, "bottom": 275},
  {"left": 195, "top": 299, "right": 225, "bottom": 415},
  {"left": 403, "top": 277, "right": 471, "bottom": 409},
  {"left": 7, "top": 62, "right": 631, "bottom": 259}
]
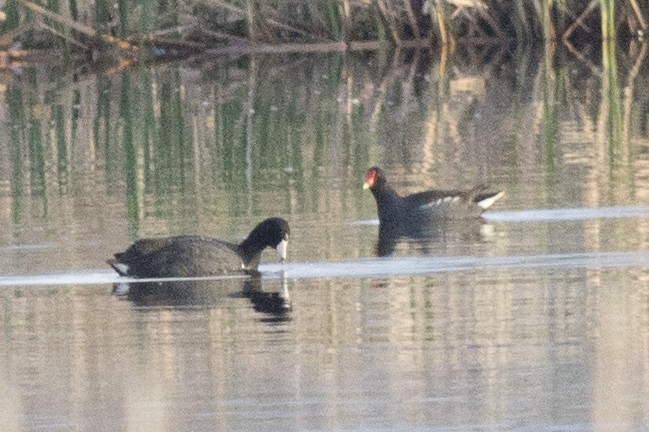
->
[{"left": 1, "top": 43, "right": 649, "bottom": 431}]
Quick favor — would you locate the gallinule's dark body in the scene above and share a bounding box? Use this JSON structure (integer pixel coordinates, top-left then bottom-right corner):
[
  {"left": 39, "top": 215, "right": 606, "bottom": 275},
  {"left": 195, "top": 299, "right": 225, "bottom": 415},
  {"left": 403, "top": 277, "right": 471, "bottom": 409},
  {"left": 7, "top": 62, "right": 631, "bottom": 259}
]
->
[
  {"left": 363, "top": 167, "right": 503, "bottom": 228},
  {"left": 363, "top": 167, "right": 503, "bottom": 256},
  {"left": 108, "top": 217, "right": 290, "bottom": 278}
]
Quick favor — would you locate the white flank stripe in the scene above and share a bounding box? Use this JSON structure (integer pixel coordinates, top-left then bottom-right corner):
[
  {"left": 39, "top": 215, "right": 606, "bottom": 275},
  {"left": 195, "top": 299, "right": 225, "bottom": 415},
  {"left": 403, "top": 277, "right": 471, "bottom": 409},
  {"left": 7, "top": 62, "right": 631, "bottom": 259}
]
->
[
  {"left": 478, "top": 191, "right": 505, "bottom": 209},
  {"left": 114, "top": 263, "right": 130, "bottom": 274},
  {"left": 423, "top": 196, "right": 461, "bottom": 209}
]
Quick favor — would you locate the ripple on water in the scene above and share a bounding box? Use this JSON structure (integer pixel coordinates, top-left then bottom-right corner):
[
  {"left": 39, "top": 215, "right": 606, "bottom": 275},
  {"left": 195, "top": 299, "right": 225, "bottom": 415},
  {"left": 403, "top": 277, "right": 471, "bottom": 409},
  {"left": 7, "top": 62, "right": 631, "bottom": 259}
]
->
[{"left": 1, "top": 249, "right": 648, "bottom": 287}]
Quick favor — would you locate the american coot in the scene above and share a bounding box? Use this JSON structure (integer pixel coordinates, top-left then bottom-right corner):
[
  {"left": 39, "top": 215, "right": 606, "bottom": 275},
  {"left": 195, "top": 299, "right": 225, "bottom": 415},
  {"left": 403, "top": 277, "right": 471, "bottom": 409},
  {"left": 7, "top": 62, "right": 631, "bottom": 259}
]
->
[
  {"left": 363, "top": 166, "right": 504, "bottom": 227},
  {"left": 108, "top": 217, "right": 290, "bottom": 278}
]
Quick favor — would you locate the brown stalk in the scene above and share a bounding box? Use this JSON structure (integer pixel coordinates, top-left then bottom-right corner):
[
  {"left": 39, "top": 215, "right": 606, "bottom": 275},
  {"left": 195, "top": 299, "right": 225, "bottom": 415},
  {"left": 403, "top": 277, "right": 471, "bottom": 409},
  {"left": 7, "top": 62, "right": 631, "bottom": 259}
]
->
[
  {"left": 562, "top": 0, "right": 597, "bottom": 42},
  {"left": 627, "top": 0, "right": 647, "bottom": 32},
  {"left": 20, "top": 0, "right": 136, "bottom": 52},
  {"left": 403, "top": 0, "right": 421, "bottom": 39},
  {"left": 376, "top": 0, "right": 402, "bottom": 44}
]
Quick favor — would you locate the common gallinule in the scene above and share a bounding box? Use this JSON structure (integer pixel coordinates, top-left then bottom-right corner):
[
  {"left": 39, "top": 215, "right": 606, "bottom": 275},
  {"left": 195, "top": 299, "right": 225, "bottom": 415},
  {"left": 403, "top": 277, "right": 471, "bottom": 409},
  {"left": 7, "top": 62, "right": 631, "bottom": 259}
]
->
[
  {"left": 363, "top": 166, "right": 503, "bottom": 228},
  {"left": 108, "top": 217, "right": 290, "bottom": 278}
]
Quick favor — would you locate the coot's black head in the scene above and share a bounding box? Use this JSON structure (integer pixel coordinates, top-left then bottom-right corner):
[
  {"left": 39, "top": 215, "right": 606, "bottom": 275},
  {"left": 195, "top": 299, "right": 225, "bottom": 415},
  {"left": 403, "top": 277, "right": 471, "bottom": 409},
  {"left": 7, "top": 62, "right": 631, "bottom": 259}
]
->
[
  {"left": 246, "top": 217, "right": 290, "bottom": 261},
  {"left": 363, "top": 166, "right": 387, "bottom": 191}
]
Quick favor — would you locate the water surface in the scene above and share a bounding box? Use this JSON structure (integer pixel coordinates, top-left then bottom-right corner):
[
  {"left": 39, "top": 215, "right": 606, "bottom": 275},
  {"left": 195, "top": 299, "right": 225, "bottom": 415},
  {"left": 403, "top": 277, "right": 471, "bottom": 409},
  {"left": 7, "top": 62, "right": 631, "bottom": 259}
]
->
[{"left": 1, "top": 44, "right": 649, "bottom": 431}]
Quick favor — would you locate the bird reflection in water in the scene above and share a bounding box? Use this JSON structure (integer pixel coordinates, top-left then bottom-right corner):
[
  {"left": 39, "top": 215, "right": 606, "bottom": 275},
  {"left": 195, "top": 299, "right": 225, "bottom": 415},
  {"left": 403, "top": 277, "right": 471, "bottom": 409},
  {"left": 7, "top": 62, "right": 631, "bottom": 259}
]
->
[
  {"left": 112, "top": 273, "right": 291, "bottom": 319},
  {"left": 375, "top": 217, "right": 493, "bottom": 257}
]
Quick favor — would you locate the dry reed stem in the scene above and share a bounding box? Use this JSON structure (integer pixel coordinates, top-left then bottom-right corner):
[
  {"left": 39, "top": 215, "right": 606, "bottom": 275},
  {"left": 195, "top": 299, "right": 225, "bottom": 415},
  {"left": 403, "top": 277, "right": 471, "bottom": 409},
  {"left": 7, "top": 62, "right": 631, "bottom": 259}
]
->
[
  {"left": 563, "top": 38, "right": 600, "bottom": 75},
  {"left": 38, "top": 22, "right": 90, "bottom": 49},
  {"left": 562, "top": 0, "right": 597, "bottom": 41},
  {"left": 376, "top": 0, "right": 402, "bottom": 43},
  {"left": 137, "top": 36, "right": 207, "bottom": 50},
  {"left": 342, "top": 0, "right": 352, "bottom": 37},
  {"left": 246, "top": 0, "right": 256, "bottom": 42},
  {"left": 207, "top": 0, "right": 317, "bottom": 41},
  {"left": 4, "top": 0, "right": 644, "bottom": 58},
  {"left": 476, "top": 7, "right": 506, "bottom": 40},
  {"left": 20, "top": 0, "right": 136, "bottom": 53},
  {"left": 0, "top": 23, "right": 35, "bottom": 47},
  {"left": 403, "top": 0, "right": 421, "bottom": 39},
  {"left": 204, "top": 0, "right": 242, "bottom": 15},
  {"left": 627, "top": 0, "right": 647, "bottom": 31},
  {"left": 205, "top": 41, "right": 348, "bottom": 55},
  {"left": 197, "top": 27, "right": 250, "bottom": 43},
  {"left": 434, "top": 2, "right": 455, "bottom": 48},
  {"left": 263, "top": 16, "right": 318, "bottom": 41}
]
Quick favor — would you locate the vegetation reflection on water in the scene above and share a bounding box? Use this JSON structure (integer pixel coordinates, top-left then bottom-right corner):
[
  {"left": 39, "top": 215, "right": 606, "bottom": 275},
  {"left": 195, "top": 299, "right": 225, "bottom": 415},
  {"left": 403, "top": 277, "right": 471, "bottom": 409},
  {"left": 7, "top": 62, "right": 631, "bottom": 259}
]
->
[
  {"left": 1, "top": 44, "right": 648, "bottom": 269},
  {"left": 1, "top": 42, "right": 649, "bottom": 430}
]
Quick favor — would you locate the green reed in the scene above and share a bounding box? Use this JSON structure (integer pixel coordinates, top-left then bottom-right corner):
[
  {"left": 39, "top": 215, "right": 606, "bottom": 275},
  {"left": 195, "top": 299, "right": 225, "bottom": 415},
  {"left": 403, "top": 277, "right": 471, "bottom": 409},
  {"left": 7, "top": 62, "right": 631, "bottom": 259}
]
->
[
  {"left": 2, "top": 0, "right": 20, "bottom": 31},
  {"left": 139, "top": 0, "right": 155, "bottom": 36},
  {"left": 6, "top": 88, "right": 25, "bottom": 223},
  {"left": 540, "top": 42, "right": 561, "bottom": 190},
  {"left": 600, "top": 36, "right": 623, "bottom": 163},
  {"left": 600, "top": 0, "right": 620, "bottom": 120},
  {"left": 94, "top": 74, "right": 111, "bottom": 166},
  {"left": 95, "top": 0, "right": 110, "bottom": 34},
  {"left": 325, "top": 0, "right": 342, "bottom": 41},
  {"left": 538, "top": 0, "right": 554, "bottom": 41},
  {"left": 506, "top": 44, "right": 533, "bottom": 180},
  {"left": 28, "top": 119, "right": 46, "bottom": 203},
  {"left": 141, "top": 70, "right": 156, "bottom": 191},
  {"left": 372, "top": 2, "right": 389, "bottom": 50},
  {"left": 118, "top": 72, "right": 141, "bottom": 236},
  {"left": 116, "top": 0, "right": 128, "bottom": 36},
  {"left": 600, "top": 0, "right": 616, "bottom": 41},
  {"left": 69, "top": 0, "right": 78, "bottom": 21},
  {"left": 54, "top": 104, "right": 67, "bottom": 192},
  {"left": 157, "top": 75, "right": 190, "bottom": 194},
  {"left": 512, "top": 0, "right": 529, "bottom": 41}
]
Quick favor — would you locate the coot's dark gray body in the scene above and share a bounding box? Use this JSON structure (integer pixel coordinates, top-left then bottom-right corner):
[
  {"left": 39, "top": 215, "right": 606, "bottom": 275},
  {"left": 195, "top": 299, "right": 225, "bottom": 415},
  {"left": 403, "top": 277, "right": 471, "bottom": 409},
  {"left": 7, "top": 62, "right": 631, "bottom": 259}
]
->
[{"left": 108, "top": 218, "right": 290, "bottom": 278}]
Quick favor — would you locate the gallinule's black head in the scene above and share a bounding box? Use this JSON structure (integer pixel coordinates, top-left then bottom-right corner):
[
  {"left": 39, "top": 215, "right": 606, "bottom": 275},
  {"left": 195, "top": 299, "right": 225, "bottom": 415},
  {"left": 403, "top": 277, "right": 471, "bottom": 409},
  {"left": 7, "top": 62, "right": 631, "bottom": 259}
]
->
[
  {"left": 363, "top": 166, "right": 389, "bottom": 192},
  {"left": 108, "top": 217, "right": 290, "bottom": 278}
]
